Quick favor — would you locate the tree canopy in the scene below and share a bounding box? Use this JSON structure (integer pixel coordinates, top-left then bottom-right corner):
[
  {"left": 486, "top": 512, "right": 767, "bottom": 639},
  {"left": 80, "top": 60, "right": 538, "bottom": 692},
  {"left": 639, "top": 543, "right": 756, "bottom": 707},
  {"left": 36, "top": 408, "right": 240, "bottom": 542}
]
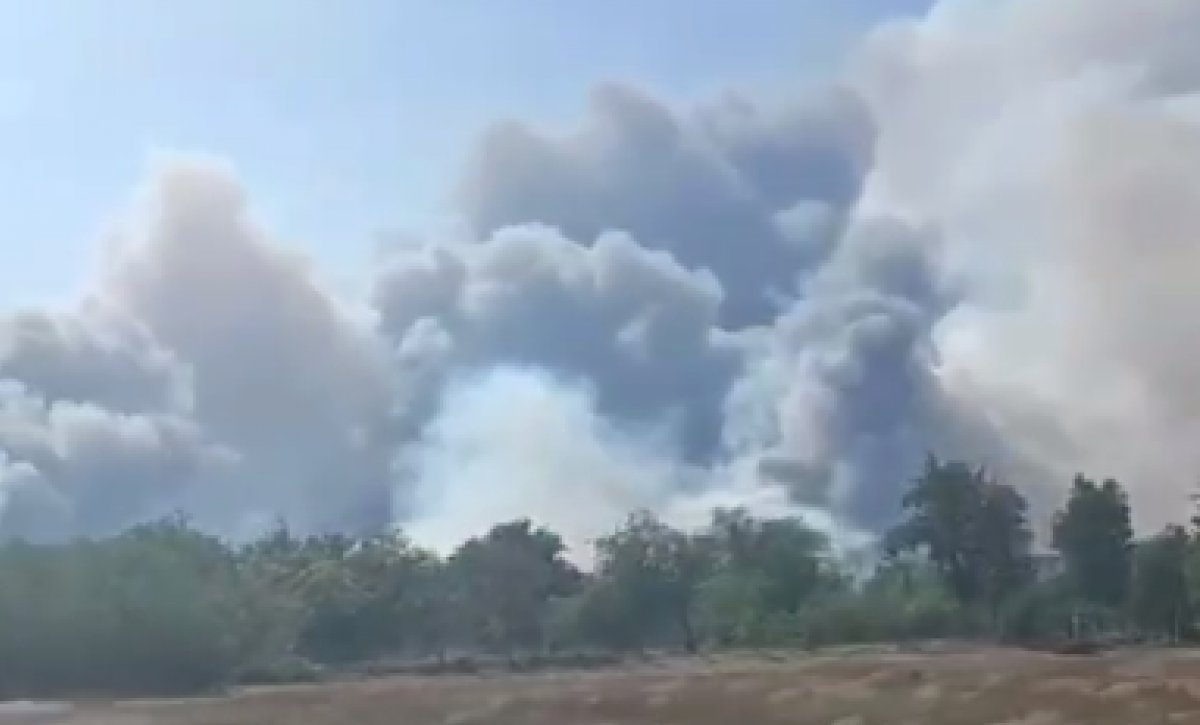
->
[{"left": 0, "top": 454, "right": 1196, "bottom": 699}]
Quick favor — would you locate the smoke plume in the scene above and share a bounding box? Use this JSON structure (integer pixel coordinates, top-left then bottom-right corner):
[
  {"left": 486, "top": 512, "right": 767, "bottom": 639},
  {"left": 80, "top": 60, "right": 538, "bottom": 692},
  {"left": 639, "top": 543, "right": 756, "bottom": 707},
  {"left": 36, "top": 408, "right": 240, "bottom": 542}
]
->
[{"left": 0, "top": 0, "right": 1197, "bottom": 554}]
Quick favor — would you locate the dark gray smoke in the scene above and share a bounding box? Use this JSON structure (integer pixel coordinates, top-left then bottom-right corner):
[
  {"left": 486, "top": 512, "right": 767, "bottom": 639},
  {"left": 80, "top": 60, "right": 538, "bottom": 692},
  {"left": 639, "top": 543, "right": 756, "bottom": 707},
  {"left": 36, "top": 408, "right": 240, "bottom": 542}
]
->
[
  {"left": 1, "top": 0, "right": 1197, "bottom": 554},
  {"left": 455, "top": 83, "right": 875, "bottom": 327}
]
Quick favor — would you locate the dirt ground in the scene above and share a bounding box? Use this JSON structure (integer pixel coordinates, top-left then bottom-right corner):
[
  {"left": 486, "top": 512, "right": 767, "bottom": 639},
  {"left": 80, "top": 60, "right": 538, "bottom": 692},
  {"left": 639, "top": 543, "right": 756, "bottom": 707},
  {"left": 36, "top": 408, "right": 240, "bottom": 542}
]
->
[{"left": 23, "top": 647, "right": 1200, "bottom": 725}]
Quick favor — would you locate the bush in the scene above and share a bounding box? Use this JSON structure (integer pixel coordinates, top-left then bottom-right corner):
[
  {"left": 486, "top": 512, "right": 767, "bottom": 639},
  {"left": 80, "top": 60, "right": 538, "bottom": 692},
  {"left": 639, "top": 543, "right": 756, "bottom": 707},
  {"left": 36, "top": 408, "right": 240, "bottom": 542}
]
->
[{"left": 234, "top": 656, "right": 326, "bottom": 686}]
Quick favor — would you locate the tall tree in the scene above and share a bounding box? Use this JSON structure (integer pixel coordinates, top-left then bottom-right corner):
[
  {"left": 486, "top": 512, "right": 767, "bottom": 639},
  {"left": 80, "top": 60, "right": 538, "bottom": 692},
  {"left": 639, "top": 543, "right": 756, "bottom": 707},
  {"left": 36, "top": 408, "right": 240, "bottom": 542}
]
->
[
  {"left": 975, "top": 479, "right": 1036, "bottom": 605},
  {"left": 450, "top": 519, "right": 581, "bottom": 656},
  {"left": 885, "top": 455, "right": 1033, "bottom": 609},
  {"left": 593, "top": 511, "right": 715, "bottom": 652},
  {"left": 1052, "top": 475, "right": 1134, "bottom": 610}
]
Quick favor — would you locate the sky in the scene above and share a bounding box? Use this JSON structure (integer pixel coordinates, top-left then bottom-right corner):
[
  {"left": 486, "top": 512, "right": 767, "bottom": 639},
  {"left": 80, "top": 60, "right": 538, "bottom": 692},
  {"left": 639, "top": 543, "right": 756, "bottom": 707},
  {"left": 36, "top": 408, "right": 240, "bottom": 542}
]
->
[{"left": 0, "top": 0, "right": 930, "bottom": 304}]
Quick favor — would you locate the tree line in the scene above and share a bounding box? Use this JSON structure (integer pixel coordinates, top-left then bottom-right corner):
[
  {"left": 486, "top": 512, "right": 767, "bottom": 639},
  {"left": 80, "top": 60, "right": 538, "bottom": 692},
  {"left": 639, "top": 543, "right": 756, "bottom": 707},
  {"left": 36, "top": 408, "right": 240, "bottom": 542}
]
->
[{"left": 0, "top": 454, "right": 1194, "bottom": 698}]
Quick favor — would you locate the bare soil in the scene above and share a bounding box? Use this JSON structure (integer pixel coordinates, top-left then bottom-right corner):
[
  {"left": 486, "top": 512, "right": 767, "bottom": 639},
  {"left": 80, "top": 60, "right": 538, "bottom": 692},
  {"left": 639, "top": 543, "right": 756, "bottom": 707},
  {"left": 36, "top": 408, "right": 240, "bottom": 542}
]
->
[{"left": 22, "top": 647, "right": 1200, "bottom": 724}]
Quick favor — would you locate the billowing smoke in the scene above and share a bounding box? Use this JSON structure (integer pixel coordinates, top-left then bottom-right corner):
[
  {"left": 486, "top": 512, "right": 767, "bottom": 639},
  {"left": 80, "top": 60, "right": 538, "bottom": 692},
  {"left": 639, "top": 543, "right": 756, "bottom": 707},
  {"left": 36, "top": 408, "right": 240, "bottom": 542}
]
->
[
  {"left": 0, "top": 0, "right": 1197, "bottom": 554},
  {"left": 401, "top": 366, "right": 689, "bottom": 558}
]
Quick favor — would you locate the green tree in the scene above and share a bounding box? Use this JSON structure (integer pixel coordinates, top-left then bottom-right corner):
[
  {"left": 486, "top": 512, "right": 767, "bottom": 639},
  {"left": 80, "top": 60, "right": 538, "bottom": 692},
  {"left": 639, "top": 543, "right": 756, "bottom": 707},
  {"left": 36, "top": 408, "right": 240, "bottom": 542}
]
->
[
  {"left": 692, "top": 570, "right": 772, "bottom": 646},
  {"left": 999, "top": 576, "right": 1075, "bottom": 642},
  {"left": 861, "top": 556, "right": 968, "bottom": 639},
  {"left": 0, "top": 518, "right": 272, "bottom": 697},
  {"left": 1131, "top": 525, "right": 1191, "bottom": 642},
  {"left": 885, "top": 455, "right": 1033, "bottom": 612},
  {"left": 593, "top": 511, "right": 715, "bottom": 652},
  {"left": 547, "top": 577, "right": 642, "bottom": 652},
  {"left": 707, "top": 508, "right": 834, "bottom": 613},
  {"left": 1052, "top": 475, "right": 1134, "bottom": 610},
  {"left": 450, "top": 519, "right": 581, "bottom": 656},
  {"left": 975, "top": 480, "right": 1036, "bottom": 606}
]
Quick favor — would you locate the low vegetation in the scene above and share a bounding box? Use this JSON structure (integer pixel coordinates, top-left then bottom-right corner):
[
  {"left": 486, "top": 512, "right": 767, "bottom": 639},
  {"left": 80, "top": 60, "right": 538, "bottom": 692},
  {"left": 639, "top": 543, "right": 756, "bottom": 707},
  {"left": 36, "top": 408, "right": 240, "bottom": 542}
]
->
[{"left": 0, "top": 455, "right": 1195, "bottom": 701}]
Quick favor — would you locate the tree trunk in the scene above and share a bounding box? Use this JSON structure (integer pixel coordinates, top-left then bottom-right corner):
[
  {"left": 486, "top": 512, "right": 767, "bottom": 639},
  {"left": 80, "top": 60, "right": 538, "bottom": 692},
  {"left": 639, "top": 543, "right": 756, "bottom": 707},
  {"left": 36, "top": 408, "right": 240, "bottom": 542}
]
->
[{"left": 679, "top": 609, "right": 698, "bottom": 654}]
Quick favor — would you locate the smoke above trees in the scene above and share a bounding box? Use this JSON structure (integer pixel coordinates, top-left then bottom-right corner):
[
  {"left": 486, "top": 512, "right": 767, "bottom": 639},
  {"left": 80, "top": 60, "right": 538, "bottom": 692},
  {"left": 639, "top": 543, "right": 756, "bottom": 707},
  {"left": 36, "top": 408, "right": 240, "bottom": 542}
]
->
[{"left": 2, "top": 0, "right": 1199, "bottom": 554}]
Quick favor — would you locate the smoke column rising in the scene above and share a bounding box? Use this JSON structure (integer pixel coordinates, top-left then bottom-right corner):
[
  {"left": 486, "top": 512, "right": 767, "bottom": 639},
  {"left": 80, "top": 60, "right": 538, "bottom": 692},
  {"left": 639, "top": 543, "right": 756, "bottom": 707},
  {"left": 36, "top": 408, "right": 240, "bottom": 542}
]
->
[{"left": 0, "top": 0, "right": 1198, "bottom": 555}]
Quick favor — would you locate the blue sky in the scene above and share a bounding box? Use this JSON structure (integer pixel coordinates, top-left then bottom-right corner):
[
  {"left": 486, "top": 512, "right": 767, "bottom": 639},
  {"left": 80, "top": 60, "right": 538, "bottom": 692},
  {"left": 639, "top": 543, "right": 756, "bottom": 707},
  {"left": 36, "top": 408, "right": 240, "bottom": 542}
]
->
[{"left": 0, "top": 0, "right": 932, "bottom": 304}]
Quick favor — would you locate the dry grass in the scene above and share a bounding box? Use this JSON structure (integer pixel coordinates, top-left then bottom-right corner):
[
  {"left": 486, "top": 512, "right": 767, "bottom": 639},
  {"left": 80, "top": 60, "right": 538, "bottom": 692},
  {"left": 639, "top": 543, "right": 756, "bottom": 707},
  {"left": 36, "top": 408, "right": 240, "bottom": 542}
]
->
[{"left": 26, "top": 647, "right": 1200, "bottom": 724}]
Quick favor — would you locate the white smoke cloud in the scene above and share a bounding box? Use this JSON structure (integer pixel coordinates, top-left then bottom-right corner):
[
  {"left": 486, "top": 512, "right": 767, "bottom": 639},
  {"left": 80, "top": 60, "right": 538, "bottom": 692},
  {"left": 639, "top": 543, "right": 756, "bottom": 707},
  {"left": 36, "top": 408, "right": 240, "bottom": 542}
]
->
[
  {"left": 400, "top": 367, "right": 688, "bottom": 562},
  {"left": 0, "top": 0, "right": 1197, "bottom": 553},
  {"left": 401, "top": 367, "right": 870, "bottom": 564},
  {"left": 857, "top": 0, "right": 1200, "bottom": 529}
]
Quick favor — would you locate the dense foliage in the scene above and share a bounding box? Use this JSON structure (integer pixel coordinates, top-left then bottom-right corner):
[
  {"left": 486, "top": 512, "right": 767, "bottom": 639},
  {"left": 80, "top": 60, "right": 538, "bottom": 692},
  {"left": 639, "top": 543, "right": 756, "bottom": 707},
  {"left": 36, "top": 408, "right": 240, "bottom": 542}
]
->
[{"left": 0, "top": 454, "right": 1196, "bottom": 698}]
